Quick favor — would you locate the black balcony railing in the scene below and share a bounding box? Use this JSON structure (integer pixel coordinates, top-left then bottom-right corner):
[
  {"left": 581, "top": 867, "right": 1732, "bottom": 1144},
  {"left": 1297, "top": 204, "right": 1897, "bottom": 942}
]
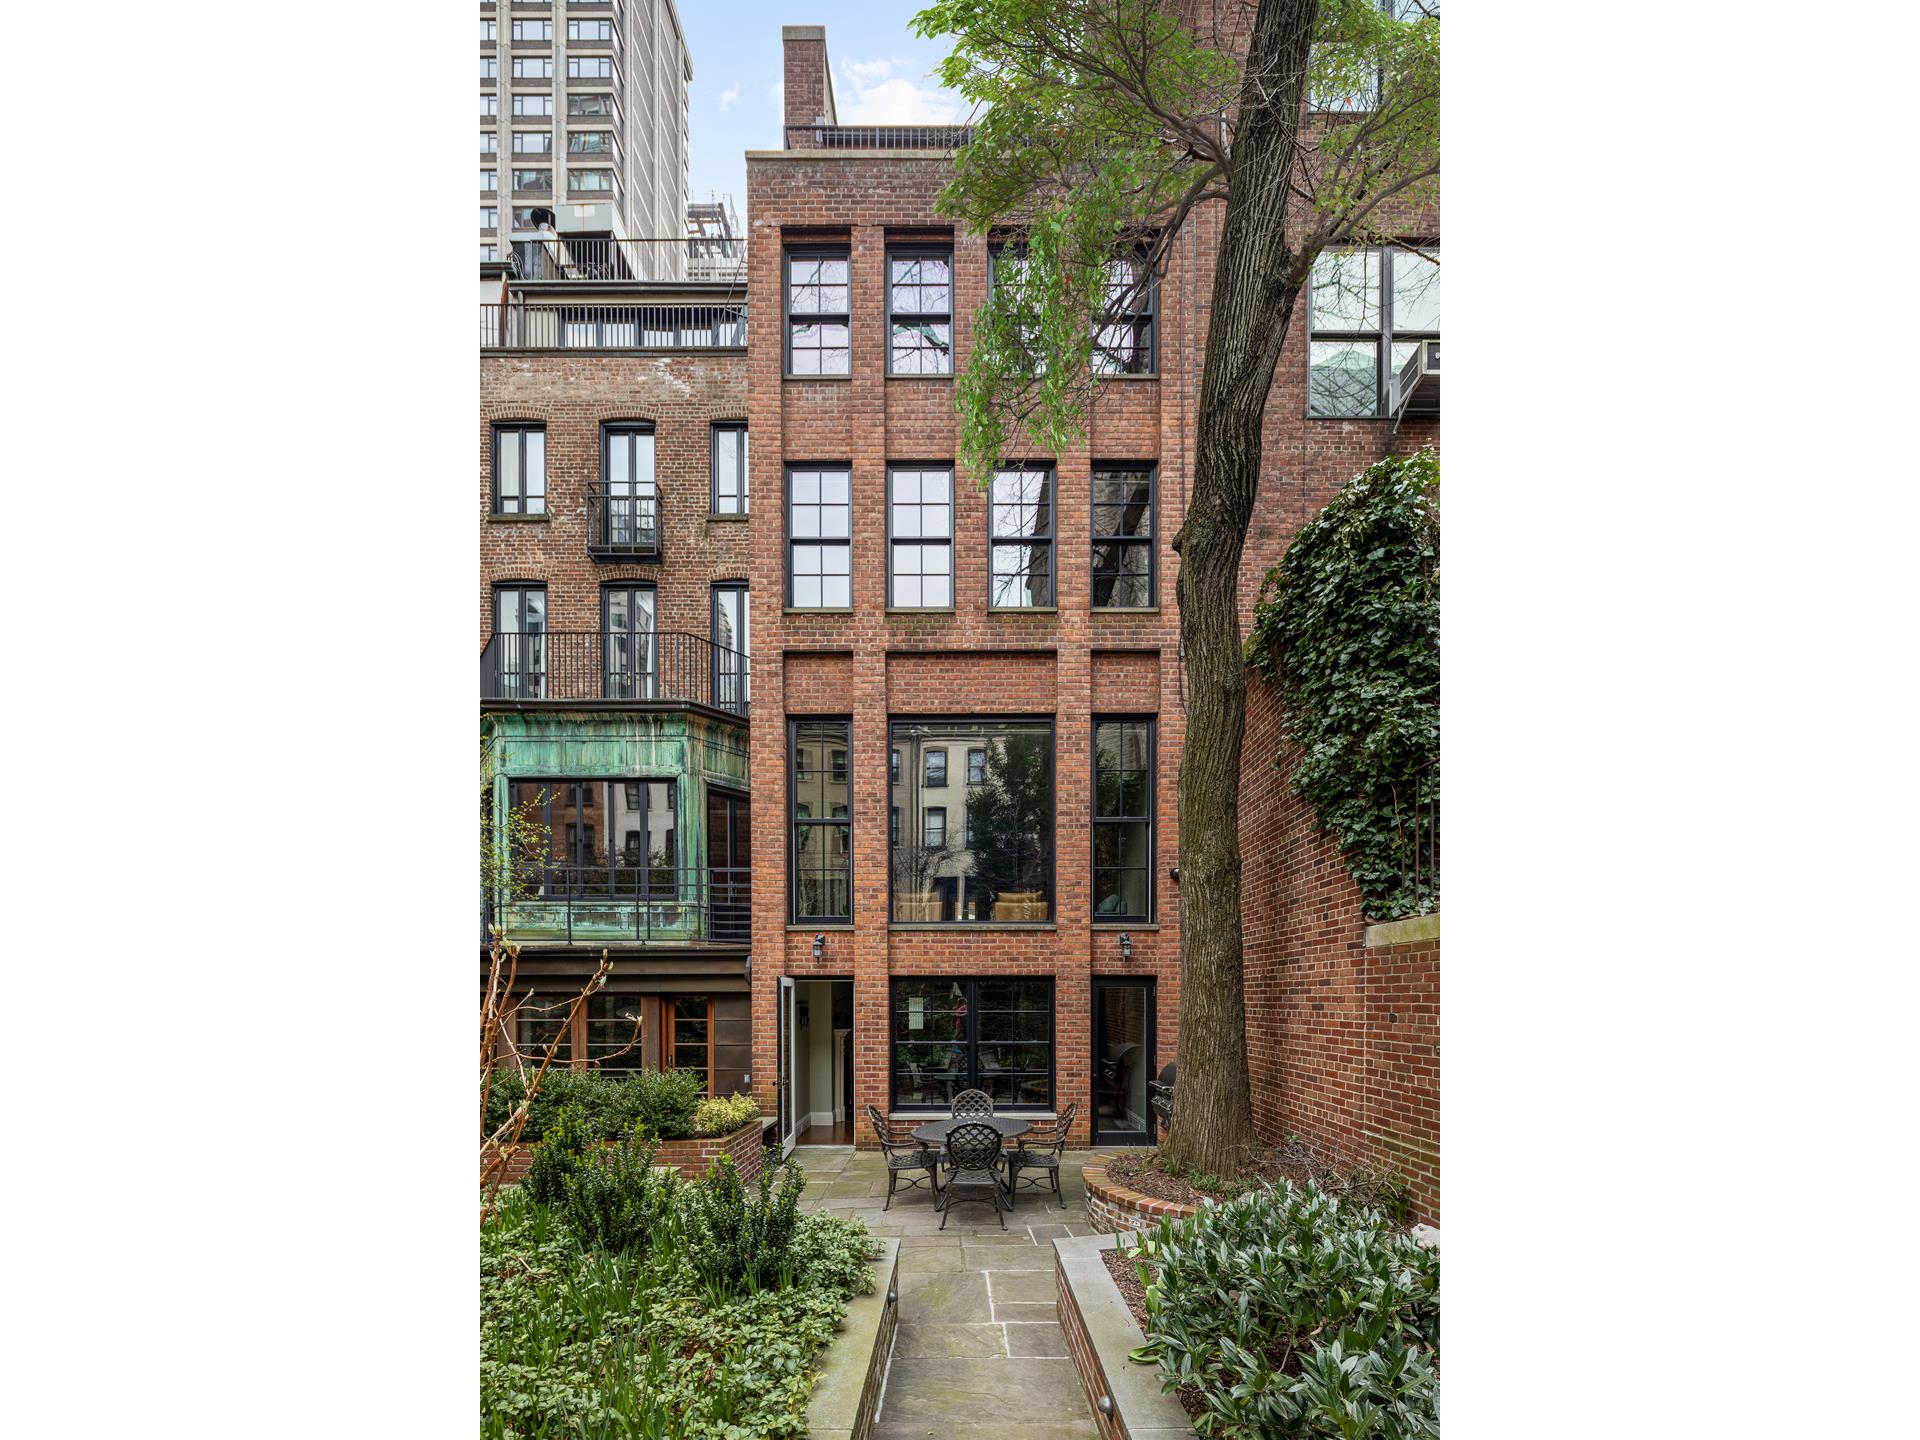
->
[
  {"left": 486, "top": 864, "right": 750, "bottom": 946},
  {"left": 510, "top": 236, "right": 746, "bottom": 283},
  {"left": 585, "top": 482, "right": 659, "bottom": 560},
  {"left": 481, "top": 301, "right": 748, "bottom": 349},
  {"left": 785, "top": 124, "right": 974, "bottom": 149},
  {"left": 481, "top": 630, "right": 749, "bottom": 715}
]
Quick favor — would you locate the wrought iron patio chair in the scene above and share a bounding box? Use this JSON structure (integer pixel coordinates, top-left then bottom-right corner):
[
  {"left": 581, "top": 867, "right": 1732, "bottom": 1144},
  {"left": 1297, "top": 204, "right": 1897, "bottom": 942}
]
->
[
  {"left": 1008, "top": 1102, "right": 1076, "bottom": 1209},
  {"left": 938, "top": 1121, "right": 1010, "bottom": 1230},
  {"left": 950, "top": 1088, "right": 995, "bottom": 1119},
  {"left": 866, "top": 1105, "right": 941, "bottom": 1210}
]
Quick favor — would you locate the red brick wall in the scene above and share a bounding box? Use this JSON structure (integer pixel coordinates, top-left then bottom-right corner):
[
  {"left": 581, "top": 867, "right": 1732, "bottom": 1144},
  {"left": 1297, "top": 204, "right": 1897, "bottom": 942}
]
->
[
  {"left": 485, "top": 1120, "right": 766, "bottom": 1188},
  {"left": 781, "top": 27, "right": 835, "bottom": 135}
]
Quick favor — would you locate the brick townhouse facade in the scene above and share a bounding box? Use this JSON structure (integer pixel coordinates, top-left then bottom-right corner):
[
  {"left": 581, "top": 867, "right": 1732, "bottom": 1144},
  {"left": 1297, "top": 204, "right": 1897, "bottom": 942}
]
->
[{"left": 480, "top": 17, "right": 1438, "bottom": 1214}]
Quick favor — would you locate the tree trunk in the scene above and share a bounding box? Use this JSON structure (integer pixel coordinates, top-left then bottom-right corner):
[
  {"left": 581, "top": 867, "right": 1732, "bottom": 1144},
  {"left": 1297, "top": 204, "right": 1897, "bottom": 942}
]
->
[{"left": 1161, "top": 0, "right": 1319, "bottom": 1177}]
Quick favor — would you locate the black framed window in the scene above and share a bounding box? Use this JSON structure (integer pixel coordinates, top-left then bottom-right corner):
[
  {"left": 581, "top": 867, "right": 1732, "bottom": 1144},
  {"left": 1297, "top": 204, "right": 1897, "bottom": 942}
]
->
[
  {"left": 491, "top": 583, "right": 547, "bottom": 698},
  {"left": 515, "top": 992, "right": 572, "bottom": 1061},
  {"left": 786, "top": 467, "right": 851, "bottom": 607},
  {"left": 492, "top": 423, "right": 546, "bottom": 514},
  {"left": 601, "top": 423, "right": 657, "bottom": 552},
  {"left": 966, "top": 748, "right": 986, "bottom": 785},
  {"left": 891, "top": 978, "right": 1054, "bottom": 1111},
  {"left": 790, "top": 719, "right": 852, "bottom": 922},
  {"left": 1308, "top": 244, "right": 1440, "bottom": 417},
  {"left": 887, "top": 466, "right": 953, "bottom": 608},
  {"left": 507, "top": 779, "right": 677, "bottom": 900},
  {"left": 891, "top": 805, "right": 901, "bottom": 846},
  {"left": 602, "top": 584, "right": 656, "bottom": 699},
  {"left": 1091, "top": 465, "right": 1156, "bottom": 608},
  {"left": 890, "top": 718, "right": 1054, "bottom": 923},
  {"left": 989, "top": 466, "right": 1054, "bottom": 608},
  {"left": 710, "top": 583, "right": 749, "bottom": 712},
  {"left": 891, "top": 748, "right": 901, "bottom": 784},
  {"left": 987, "top": 242, "right": 1044, "bottom": 373},
  {"left": 711, "top": 422, "right": 748, "bottom": 514},
  {"left": 584, "top": 993, "right": 644, "bottom": 1075},
  {"left": 786, "top": 249, "right": 850, "bottom": 375},
  {"left": 888, "top": 249, "right": 952, "bottom": 374},
  {"left": 1092, "top": 250, "right": 1156, "bottom": 375},
  {"left": 1093, "top": 719, "right": 1154, "bottom": 920}
]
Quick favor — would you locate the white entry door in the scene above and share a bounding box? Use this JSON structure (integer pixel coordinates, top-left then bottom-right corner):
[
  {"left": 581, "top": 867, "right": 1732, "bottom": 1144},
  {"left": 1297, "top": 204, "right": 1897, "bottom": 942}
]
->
[{"left": 777, "top": 977, "right": 797, "bottom": 1158}]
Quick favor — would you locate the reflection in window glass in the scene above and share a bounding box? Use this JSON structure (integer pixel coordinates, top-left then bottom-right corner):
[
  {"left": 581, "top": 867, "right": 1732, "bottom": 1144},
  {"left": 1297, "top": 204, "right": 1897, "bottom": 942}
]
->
[
  {"left": 891, "top": 977, "right": 1052, "bottom": 1110},
  {"left": 1091, "top": 466, "right": 1155, "bottom": 608},
  {"left": 890, "top": 718, "right": 1053, "bottom": 923},
  {"left": 990, "top": 469, "right": 1054, "bottom": 608},
  {"left": 792, "top": 720, "right": 852, "bottom": 920},
  {"left": 889, "top": 468, "right": 952, "bottom": 607},
  {"left": 1093, "top": 720, "right": 1153, "bottom": 920},
  {"left": 787, "top": 468, "right": 851, "bottom": 607}
]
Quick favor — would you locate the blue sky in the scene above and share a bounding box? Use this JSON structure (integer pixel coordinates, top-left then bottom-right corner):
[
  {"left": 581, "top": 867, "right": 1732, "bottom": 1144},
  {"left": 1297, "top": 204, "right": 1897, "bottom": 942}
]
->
[{"left": 677, "top": 0, "right": 967, "bottom": 222}]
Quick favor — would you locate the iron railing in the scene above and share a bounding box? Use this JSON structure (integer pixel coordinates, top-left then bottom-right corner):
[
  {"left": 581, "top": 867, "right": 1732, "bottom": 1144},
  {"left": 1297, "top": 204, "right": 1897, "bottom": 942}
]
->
[
  {"left": 784, "top": 123, "right": 975, "bottom": 149},
  {"left": 481, "top": 301, "right": 748, "bottom": 350},
  {"left": 510, "top": 236, "right": 747, "bottom": 283},
  {"left": 481, "top": 630, "right": 749, "bottom": 715},
  {"left": 585, "top": 482, "right": 659, "bottom": 559},
  {"left": 1393, "top": 769, "right": 1440, "bottom": 914},
  {"left": 486, "top": 864, "right": 750, "bottom": 946}
]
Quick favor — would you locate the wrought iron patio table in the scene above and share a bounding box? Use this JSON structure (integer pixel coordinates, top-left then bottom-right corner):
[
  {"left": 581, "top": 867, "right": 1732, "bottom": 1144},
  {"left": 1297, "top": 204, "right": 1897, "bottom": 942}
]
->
[{"left": 913, "top": 1116, "right": 1033, "bottom": 1209}]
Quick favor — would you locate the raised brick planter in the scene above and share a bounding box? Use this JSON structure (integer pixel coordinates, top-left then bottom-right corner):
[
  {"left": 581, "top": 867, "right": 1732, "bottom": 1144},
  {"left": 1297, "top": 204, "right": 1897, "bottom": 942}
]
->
[
  {"left": 1056, "top": 1232, "right": 1197, "bottom": 1438},
  {"left": 485, "top": 1120, "right": 765, "bottom": 1188},
  {"left": 1082, "top": 1156, "right": 1205, "bottom": 1235}
]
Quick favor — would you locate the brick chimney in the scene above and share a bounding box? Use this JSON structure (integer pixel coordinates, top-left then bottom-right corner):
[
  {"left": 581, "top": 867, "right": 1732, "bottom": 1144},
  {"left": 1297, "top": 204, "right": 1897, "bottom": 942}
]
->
[{"left": 781, "top": 24, "right": 835, "bottom": 145}]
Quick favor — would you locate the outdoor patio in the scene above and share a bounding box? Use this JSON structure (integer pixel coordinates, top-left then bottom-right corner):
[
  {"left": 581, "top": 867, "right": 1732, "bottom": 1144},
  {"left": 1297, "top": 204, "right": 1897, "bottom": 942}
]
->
[{"left": 793, "top": 1145, "right": 1140, "bottom": 1439}]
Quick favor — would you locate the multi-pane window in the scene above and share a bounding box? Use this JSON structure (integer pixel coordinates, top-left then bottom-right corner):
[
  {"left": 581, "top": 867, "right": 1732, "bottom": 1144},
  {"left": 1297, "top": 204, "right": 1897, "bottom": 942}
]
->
[
  {"left": 989, "top": 467, "right": 1055, "bottom": 608},
  {"left": 710, "top": 423, "right": 748, "bottom": 514},
  {"left": 480, "top": 207, "right": 498, "bottom": 231},
  {"left": 481, "top": 94, "right": 497, "bottom": 116},
  {"left": 481, "top": 131, "right": 498, "bottom": 153},
  {"left": 1093, "top": 719, "right": 1154, "bottom": 920},
  {"left": 890, "top": 718, "right": 1054, "bottom": 923},
  {"left": 892, "top": 978, "right": 1054, "bottom": 1110},
  {"left": 1092, "top": 252, "right": 1156, "bottom": 374},
  {"left": 988, "top": 243, "right": 1045, "bottom": 373},
  {"left": 584, "top": 993, "right": 644, "bottom": 1075},
  {"left": 785, "top": 467, "right": 851, "bottom": 607},
  {"left": 569, "top": 93, "right": 614, "bottom": 116},
  {"left": 710, "top": 583, "right": 749, "bottom": 711},
  {"left": 891, "top": 748, "right": 901, "bottom": 784},
  {"left": 786, "top": 251, "right": 850, "bottom": 375},
  {"left": 508, "top": 779, "right": 677, "bottom": 898},
  {"left": 888, "top": 250, "right": 952, "bottom": 374},
  {"left": 481, "top": 169, "right": 497, "bottom": 192},
  {"left": 891, "top": 806, "right": 901, "bottom": 846},
  {"left": 492, "top": 584, "right": 547, "bottom": 698},
  {"left": 481, "top": 56, "right": 497, "bottom": 78},
  {"left": 481, "top": 244, "right": 499, "bottom": 263},
  {"left": 569, "top": 55, "right": 613, "bottom": 78},
  {"left": 513, "top": 57, "right": 553, "bottom": 78},
  {"left": 569, "top": 131, "right": 614, "bottom": 154},
  {"left": 967, "top": 748, "right": 986, "bottom": 785},
  {"left": 1307, "top": 246, "right": 1440, "bottom": 417},
  {"left": 513, "top": 94, "right": 554, "bottom": 116},
  {"left": 791, "top": 719, "right": 852, "bottom": 922},
  {"left": 568, "top": 18, "right": 613, "bottom": 40},
  {"left": 512, "top": 169, "right": 551, "bottom": 194},
  {"left": 512, "top": 206, "right": 543, "bottom": 228},
  {"left": 511, "top": 19, "right": 551, "bottom": 40},
  {"left": 665, "top": 997, "right": 713, "bottom": 1092},
  {"left": 492, "top": 423, "right": 546, "bottom": 514},
  {"left": 600, "top": 423, "right": 657, "bottom": 553},
  {"left": 602, "top": 584, "right": 657, "bottom": 699},
  {"left": 515, "top": 992, "right": 571, "bottom": 1062},
  {"left": 512, "top": 130, "right": 552, "bottom": 154},
  {"left": 570, "top": 169, "right": 613, "bottom": 192},
  {"left": 1091, "top": 465, "right": 1156, "bottom": 608},
  {"left": 888, "top": 467, "right": 952, "bottom": 608},
  {"left": 481, "top": 19, "right": 496, "bottom": 40}
]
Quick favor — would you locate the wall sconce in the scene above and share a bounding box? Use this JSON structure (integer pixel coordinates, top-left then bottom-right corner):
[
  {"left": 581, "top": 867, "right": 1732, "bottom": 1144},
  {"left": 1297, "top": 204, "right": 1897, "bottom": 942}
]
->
[
  {"left": 812, "top": 933, "right": 826, "bottom": 961},
  {"left": 1119, "top": 931, "right": 1133, "bottom": 960}
]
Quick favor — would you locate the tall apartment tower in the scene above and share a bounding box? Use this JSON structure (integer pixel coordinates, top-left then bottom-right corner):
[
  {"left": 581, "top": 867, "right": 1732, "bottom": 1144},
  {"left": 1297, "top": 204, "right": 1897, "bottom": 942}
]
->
[{"left": 481, "top": 0, "right": 692, "bottom": 267}]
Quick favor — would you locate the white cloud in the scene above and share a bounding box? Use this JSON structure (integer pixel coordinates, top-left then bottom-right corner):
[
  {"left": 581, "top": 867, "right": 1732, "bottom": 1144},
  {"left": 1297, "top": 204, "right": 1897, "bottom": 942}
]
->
[
  {"left": 718, "top": 83, "right": 740, "bottom": 113},
  {"left": 832, "top": 56, "right": 966, "bottom": 125}
]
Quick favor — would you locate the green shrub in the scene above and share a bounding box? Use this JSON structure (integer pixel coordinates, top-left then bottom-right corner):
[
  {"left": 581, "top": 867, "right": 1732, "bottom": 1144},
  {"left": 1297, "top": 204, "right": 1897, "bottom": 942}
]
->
[
  {"left": 693, "top": 1092, "right": 760, "bottom": 1137},
  {"left": 523, "top": 1105, "right": 596, "bottom": 1208},
  {"left": 1132, "top": 1180, "right": 1439, "bottom": 1438},
  {"left": 686, "top": 1155, "right": 806, "bottom": 1293},
  {"left": 622, "top": 1067, "right": 708, "bottom": 1140},
  {"left": 484, "top": 1065, "right": 716, "bottom": 1144},
  {"left": 558, "top": 1129, "right": 684, "bottom": 1254}
]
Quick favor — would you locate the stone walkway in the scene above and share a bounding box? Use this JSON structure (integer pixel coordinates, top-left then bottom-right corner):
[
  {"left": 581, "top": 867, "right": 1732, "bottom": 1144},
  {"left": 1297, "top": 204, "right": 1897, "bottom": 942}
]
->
[{"left": 792, "top": 1145, "right": 1105, "bottom": 1439}]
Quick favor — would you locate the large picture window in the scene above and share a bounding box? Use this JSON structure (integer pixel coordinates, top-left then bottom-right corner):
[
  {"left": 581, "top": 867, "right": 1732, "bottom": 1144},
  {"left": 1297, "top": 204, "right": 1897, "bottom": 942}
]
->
[
  {"left": 1091, "top": 465, "right": 1156, "bottom": 608},
  {"left": 506, "top": 779, "right": 679, "bottom": 899},
  {"left": 786, "top": 250, "right": 851, "bottom": 375},
  {"left": 891, "top": 978, "right": 1054, "bottom": 1111},
  {"left": 1307, "top": 245, "right": 1440, "bottom": 417},
  {"left": 791, "top": 720, "right": 852, "bottom": 921},
  {"left": 989, "top": 467, "right": 1054, "bottom": 608},
  {"left": 889, "top": 718, "right": 1054, "bottom": 923},
  {"left": 1093, "top": 719, "right": 1154, "bottom": 920}
]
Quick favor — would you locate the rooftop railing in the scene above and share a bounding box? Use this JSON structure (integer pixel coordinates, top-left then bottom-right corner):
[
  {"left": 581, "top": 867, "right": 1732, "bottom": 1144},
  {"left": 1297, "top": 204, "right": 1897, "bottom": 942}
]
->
[
  {"left": 481, "top": 300, "right": 748, "bottom": 350},
  {"left": 784, "top": 123, "right": 974, "bottom": 150},
  {"left": 481, "top": 630, "right": 750, "bottom": 716},
  {"left": 510, "top": 236, "right": 746, "bottom": 283}
]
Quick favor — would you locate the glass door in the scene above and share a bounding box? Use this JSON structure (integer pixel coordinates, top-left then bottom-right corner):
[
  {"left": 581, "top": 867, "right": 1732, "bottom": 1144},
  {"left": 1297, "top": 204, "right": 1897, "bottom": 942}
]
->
[
  {"left": 777, "top": 977, "right": 798, "bottom": 1158},
  {"left": 603, "top": 585, "right": 656, "bottom": 699},
  {"left": 705, "top": 788, "right": 749, "bottom": 943},
  {"left": 1092, "top": 978, "right": 1156, "bottom": 1146}
]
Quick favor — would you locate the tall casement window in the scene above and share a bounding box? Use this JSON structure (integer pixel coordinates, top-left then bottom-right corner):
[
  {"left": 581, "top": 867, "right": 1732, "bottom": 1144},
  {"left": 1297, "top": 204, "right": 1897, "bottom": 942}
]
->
[
  {"left": 481, "top": 94, "right": 497, "bottom": 116},
  {"left": 785, "top": 467, "right": 851, "bottom": 607},
  {"left": 1092, "top": 250, "right": 1156, "bottom": 375},
  {"left": 887, "top": 249, "right": 953, "bottom": 374},
  {"left": 791, "top": 719, "right": 852, "bottom": 922},
  {"left": 892, "top": 978, "right": 1054, "bottom": 1111},
  {"left": 599, "top": 423, "right": 658, "bottom": 555},
  {"left": 481, "top": 168, "right": 497, "bottom": 192},
  {"left": 989, "top": 466, "right": 1055, "bottom": 608},
  {"left": 492, "top": 584, "right": 546, "bottom": 697},
  {"left": 988, "top": 243, "right": 1044, "bottom": 372},
  {"left": 601, "top": 583, "right": 656, "bottom": 699},
  {"left": 1093, "top": 719, "right": 1154, "bottom": 920},
  {"left": 481, "top": 56, "right": 498, "bottom": 79},
  {"left": 710, "top": 583, "right": 749, "bottom": 712},
  {"left": 481, "top": 207, "right": 498, "bottom": 231},
  {"left": 1091, "top": 465, "right": 1156, "bottom": 608},
  {"left": 481, "top": 132, "right": 497, "bottom": 153},
  {"left": 710, "top": 422, "right": 748, "bottom": 515},
  {"left": 664, "top": 996, "right": 714, "bottom": 1092},
  {"left": 492, "top": 423, "right": 546, "bottom": 514},
  {"left": 890, "top": 718, "right": 1055, "bottom": 923},
  {"left": 786, "top": 249, "right": 851, "bottom": 375},
  {"left": 508, "top": 779, "right": 678, "bottom": 899},
  {"left": 888, "top": 467, "right": 953, "bottom": 608},
  {"left": 1307, "top": 245, "right": 1440, "bottom": 417},
  {"left": 481, "top": 18, "right": 497, "bottom": 40}
]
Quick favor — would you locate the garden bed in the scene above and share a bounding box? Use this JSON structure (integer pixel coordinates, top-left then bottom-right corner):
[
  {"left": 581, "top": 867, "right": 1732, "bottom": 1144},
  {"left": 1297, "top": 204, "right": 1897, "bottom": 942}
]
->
[
  {"left": 486, "top": 1119, "right": 763, "bottom": 1187},
  {"left": 1054, "top": 1232, "right": 1197, "bottom": 1439},
  {"left": 1102, "top": 1138, "right": 1413, "bottom": 1220}
]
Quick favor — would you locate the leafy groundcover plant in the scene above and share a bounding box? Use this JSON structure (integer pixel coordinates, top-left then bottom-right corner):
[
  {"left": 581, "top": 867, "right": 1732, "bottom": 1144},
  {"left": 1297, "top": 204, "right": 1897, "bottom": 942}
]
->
[
  {"left": 485, "top": 1067, "right": 757, "bottom": 1144},
  {"left": 1131, "top": 1180, "right": 1439, "bottom": 1439},
  {"left": 481, "top": 1134, "right": 879, "bottom": 1439}
]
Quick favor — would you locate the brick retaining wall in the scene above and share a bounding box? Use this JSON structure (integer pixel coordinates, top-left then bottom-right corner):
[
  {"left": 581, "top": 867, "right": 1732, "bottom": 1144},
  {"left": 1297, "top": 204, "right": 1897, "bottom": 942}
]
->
[
  {"left": 1082, "top": 1157, "right": 1203, "bottom": 1235},
  {"left": 484, "top": 1120, "right": 765, "bottom": 1188}
]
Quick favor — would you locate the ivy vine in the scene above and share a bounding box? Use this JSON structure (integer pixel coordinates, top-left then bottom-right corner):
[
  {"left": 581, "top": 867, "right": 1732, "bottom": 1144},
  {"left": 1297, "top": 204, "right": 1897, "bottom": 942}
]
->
[{"left": 1247, "top": 449, "right": 1439, "bottom": 919}]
